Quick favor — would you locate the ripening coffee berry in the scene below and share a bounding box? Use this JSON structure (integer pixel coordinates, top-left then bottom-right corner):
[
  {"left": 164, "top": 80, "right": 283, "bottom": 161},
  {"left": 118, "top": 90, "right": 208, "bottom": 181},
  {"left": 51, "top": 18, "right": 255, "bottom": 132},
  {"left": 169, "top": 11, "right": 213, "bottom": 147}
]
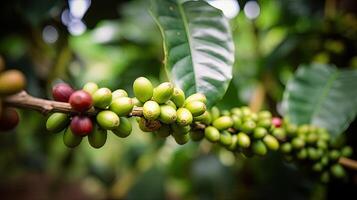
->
[
  {"left": 272, "top": 117, "right": 282, "bottom": 128},
  {"left": 241, "top": 120, "right": 256, "bottom": 133},
  {"left": 63, "top": 128, "right": 82, "bottom": 148},
  {"left": 93, "top": 88, "right": 112, "bottom": 109},
  {"left": 193, "top": 111, "right": 212, "bottom": 125},
  {"left": 291, "top": 137, "right": 305, "bottom": 149},
  {"left": 263, "top": 135, "right": 279, "bottom": 151},
  {"left": 88, "top": 125, "right": 107, "bottom": 148},
  {"left": 159, "top": 105, "right": 177, "bottom": 124},
  {"left": 173, "top": 132, "right": 190, "bottom": 145},
  {"left": 176, "top": 108, "right": 193, "bottom": 126},
  {"left": 96, "top": 110, "right": 120, "bottom": 130},
  {"left": 0, "top": 107, "right": 19, "bottom": 131},
  {"left": 69, "top": 90, "right": 93, "bottom": 112},
  {"left": 82, "top": 82, "right": 98, "bottom": 95},
  {"left": 165, "top": 100, "right": 177, "bottom": 110},
  {"left": 280, "top": 143, "right": 292, "bottom": 154},
  {"left": 155, "top": 124, "right": 171, "bottom": 138},
  {"left": 253, "top": 127, "right": 268, "bottom": 139},
  {"left": 171, "top": 123, "right": 190, "bottom": 135},
  {"left": 133, "top": 77, "right": 153, "bottom": 102},
  {"left": 190, "top": 130, "right": 205, "bottom": 141},
  {"left": 204, "top": 126, "right": 220, "bottom": 142},
  {"left": 252, "top": 141, "right": 268, "bottom": 156},
  {"left": 211, "top": 106, "right": 220, "bottom": 121},
  {"left": 330, "top": 164, "right": 346, "bottom": 178},
  {"left": 112, "top": 89, "right": 128, "bottom": 99},
  {"left": 52, "top": 83, "right": 74, "bottom": 102},
  {"left": 236, "top": 132, "right": 251, "bottom": 148},
  {"left": 171, "top": 88, "right": 185, "bottom": 107},
  {"left": 213, "top": 116, "right": 233, "bottom": 130},
  {"left": 70, "top": 116, "right": 93, "bottom": 136},
  {"left": 341, "top": 146, "right": 353, "bottom": 157},
  {"left": 112, "top": 117, "right": 132, "bottom": 138},
  {"left": 184, "top": 93, "right": 207, "bottom": 104},
  {"left": 152, "top": 82, "right": 174, "bottom": 104},
  {"left": 143, "top": 100, "right": 161, "bottom": 120},
  {"left": 46, "top": 113, "right": 70, "bottom": 133},
  {"left": 0, "top": 70, "right": 26, "bottom": 95},
  {"left": 184, "top": 101, "right": 206, "bottom": 117},
  {"left": 219, "top": 131, "right": 232, "bottom": 147},
  {"left": 110, "top": 97, "right": 134, "bottom": 116}
]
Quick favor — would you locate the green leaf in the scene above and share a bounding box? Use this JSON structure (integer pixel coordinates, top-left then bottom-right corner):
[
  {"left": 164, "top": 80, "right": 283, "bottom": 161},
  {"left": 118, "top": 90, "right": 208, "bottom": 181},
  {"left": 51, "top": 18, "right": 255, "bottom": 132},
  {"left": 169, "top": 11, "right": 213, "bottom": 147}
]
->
[
  {"left": 282, "top": 64, "right": 357, "bottom": 137},
  {"left": 150, "top": 0, "right": 235, "bottom": 107}
]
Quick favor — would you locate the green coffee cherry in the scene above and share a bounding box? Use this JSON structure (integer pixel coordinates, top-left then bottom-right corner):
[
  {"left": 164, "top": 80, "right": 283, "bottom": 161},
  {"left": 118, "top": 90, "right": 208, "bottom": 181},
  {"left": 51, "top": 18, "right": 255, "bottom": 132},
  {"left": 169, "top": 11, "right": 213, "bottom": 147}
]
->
[
  {"left": 96, "top": 110, "right": 120, "bottom": 130},
  {"left": 241, "top": 120, "right": 256, "bottom": 133},
  {"left": 132, "top": 97, "right": 143, "bottom": 107},
  {"left": 93, "top": 88, "right": 112, "bottom": 109},
  {"left": 83, "top": 82, "right": 98, "bottom": 95},
  {"left": 63, "top": 128, "right": 82, "bottom": 148},
  {"left": 152, "top": 82, "right": 174, "bottom": 104},
  {"left": 307, "top": 147, "right": 320, "bottom": 160},
  {"left": 173, "top": 132, "right": 190, "bottom": 145},
  {"left": 317, "top": 140, "right": 328, "bottom": 150},
  {"left": 171, "top": 87, "right": 185, "bottom": 107},
  {"left": 228, "top": 135, "right": 238, "bottom": 151},
  {"left": 88, "top": 125, "right": 107, "bottom": 148},
  {"left": 184, "top": 93, "right": 207, "bottom": 104},
  {"left": 280, "top": 143, "right": 292, "bottom": 154},
  {"left": 193, "top": 111, "right": 212, "bottom": 125},
  {"left": 212, "top": 116, "right": 233, "bottom": 130},
  {"left": 156, "top": 125, "right": 171, "bottom": 138},
  {"left": 133, "top": 77, "right": 153, "bottom": 102},
  {"left": 171, "top": 123, "right": 190, "bottom": 135},
  {"left": 341, "top": 146, "right": 353, "bottom": 157},
  {"left": 272, "top": 128, "right": 286, "bottom": 140},
  {"left": 297, "top": 149, "right": 307, "bottom": 160},
  {"left": 219, "top": 131, "right": 232, "bottom": 147},
  {"left": 46, "top": 113, "right": 70, "bottom": 133},
  {"left": 211, "top": 106, "right": 220, "bottom": 121},
  {"left": 306, "top": 133, "right": 318, "bottom": 144},
  {"left": 291, "top": 137, "right": 305, "bottom": 149},
  {"left": 232, "top": 115, "right": 242, "bottom": 130},
  {"left": 321, "top": 156, "right": 329, "bottom": 166},
  {"left": 112, "top": 89, "right": 128, "bottom": 99},
  {"left": 253, "top": 127, "right": 267, "bottom": 139},
  {"left": 312, "top": 163, "right": 323, "bottom": 172},
  {"left": 184, "top": 101, "right": 206, "bottom": 117},
  {"left": 230, "top": 108, "right": 242, "bottom": 117},
  {"left": 320, "top": 172, "right": 330, "bottom": 183},
  {"left": 176, "top": 108, "right": 193, "bottom": 126},
  {"left": 286, "top": 124, "right": 297, "bottom": 137},
  {"left": 263, "top": 135, "right": 279, "bottom": 151},
  {"left": 329, "top": 150, "right": 340, "bottom": 161},
  {"left": 159, "top": 105, "right": 177, "bottom": 124},
  {"left": 258, "top": 110, "right": 272, "bottom": 120},
  {"left": 190, "top": 130, "right": 205, "bottom": 141},
  {"left": 221, "top": 110, "right": 230, "bottom": 116},
  {"left": 165, "top": 100, "right": 177, "bottom": 110},
  {"left": 110, "top": 97, "right": 134, "bottom": 116},
  {"left": 204, "top": 126, "right": 220, "bottom": 143},
  {"left": 257, "top": 118, "right": 272, "bottom": 129},
  {"left": 112, "top": 117, "right": 132, "bottom": 138},
  {"left": 143, "top": 100, "right": 161, "bottom": 120},
  {"left": 240, "top": 106, "right": 251, "bottom": 116},
  {"left": 237, "top": 132, "right": 251, "bottom": 148},
  {"left": 330, "top": 164, "right": 346, "bottom": 178},
  {"left": 252, "top": 141, "right": 267, "bottom": 156},
  {"left": 297, "top": 125, "right": 309, "bottom": 135}
]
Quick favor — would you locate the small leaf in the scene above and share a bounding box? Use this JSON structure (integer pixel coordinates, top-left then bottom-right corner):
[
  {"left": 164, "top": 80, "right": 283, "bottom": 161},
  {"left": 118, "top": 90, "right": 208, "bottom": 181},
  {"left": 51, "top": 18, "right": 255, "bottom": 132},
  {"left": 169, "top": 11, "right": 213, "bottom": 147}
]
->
[
  {"left": 282, "top": 64, "right": 357, "bottom": 137},
  {"left": 150, "top": 0, "right": 235, "bottom": 107}
]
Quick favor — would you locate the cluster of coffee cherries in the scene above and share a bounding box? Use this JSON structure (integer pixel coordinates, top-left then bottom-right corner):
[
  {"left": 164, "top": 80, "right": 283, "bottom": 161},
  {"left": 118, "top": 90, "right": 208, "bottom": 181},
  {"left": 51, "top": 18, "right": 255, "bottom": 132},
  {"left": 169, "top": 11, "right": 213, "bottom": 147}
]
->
[
  {"left": 0, "top": 59, "right": 26, "bottom": 131},
  {"left": 46, "top": 82, "right": 133, "bottom": 148},
  {"left": 278, "top": 123, "right": 353, "bottom": 183}
]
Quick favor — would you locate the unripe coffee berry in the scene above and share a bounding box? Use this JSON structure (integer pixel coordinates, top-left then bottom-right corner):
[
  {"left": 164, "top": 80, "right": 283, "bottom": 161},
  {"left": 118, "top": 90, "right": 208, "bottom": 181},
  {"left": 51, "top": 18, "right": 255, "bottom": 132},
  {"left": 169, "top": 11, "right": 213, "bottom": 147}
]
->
[
  {"left": 296, "top": 149, "right": 307, "bottom": 160},
  {"left": 143, "top": 100, "right": 161, "bottom": 120},
  {"left": 272, "top": 128, "right": 286, "bottom": 140},
  {"left": 210, "top": 106, "right": 220, "bottom": 121},
  {"left": 236, "top": 132, "right": 251, "bottom": 148},
  {"left": 176, "top": 108, "right": 193, "bottom": 126},
  {"left": 193, "top": 111, "right": 212, "bottom": 125},
  {"left": 171, "top": 88, "right": 185, "bottom": 107},
  {"left": 110, "top": 97, "right": 134, "bottom": 116},
  {"left": 70, "top": 116, "right": 93, "bottom": 136},
  {"left": 241, "top": 120, "right": 256, "bottom": 133},
  {"left": 112, "top": 89, "right": 128, "bottom": 99},
  {"left": 112, "top": 117, "right": 132, "bottom": 138},
  {"left": 213, "top": 116, "right": 233, "bottom": 130},
  {"left": 253, "top": 127, "right": 267, "bottom": 139},
  {"left": 330, "top": 164, "right": 346, "bottom": 178},
  {"left": 280, "top": 143, "right": 292, "bottom": 154},
  {"left": 228, "top": 134, "right": 238, "bottom": 151},
  {"left": 258, "top": 110, "right": 272, "bottom": 120},
  {"left": 291, "top": 137, "right": 305, "bottom": 149},
  {"left": 204, "top": 126, "right": 220, "bottom": 142},
  {"left": 133, "top": 77, "right": 153, "bottom": 102},
  {"left": 63, "top": 127, "right": 82, "bottom": 148},
  {"left": 184, "top": 101, "right": 206, "bottom": 117},
  {"left": 152, "top": 82, "right": 174, "bottom": 104},
  {"left": 190, "top": 130, "right": 205, "bottom": 141},
  {"left": 46, "top": 112, "right": 70, "bottom": 133},
  {"left": 52, "top": 83, "right": 74, "bottom": 102},
  {"left": 88, "top": 125, "right": 107, "bottom": 148},
  {"left": 184, "top": 93, "right": 207, "bottom": 104},
  {"left": 155, "top": 124, "right": 171, "bottom": 138},
  {"left": 263, "top": 135, "right": 279, "bottom": 151},
  {"left": 165, "top": 100, "right": 177, "bottom": 110},
  {"left": 329, "top": 150, "right": 340, "bottom": 161},
  {"left": 0, "top": 107, "right": 19, "bottom": 131},
  {"left": 69, "top": 90, "right": 93, "bottom": 112},
  {"left": 232, "top": 115, "right": 242, "bottom": 130},
  {"left": 93, "top": 88, "right": 112, "bottom": 109},
  {"left": 83, "top": 82, "right": 98, "bottom": 95},
  {"left": 219, "top": 131, "right": 232, "bottom": 147},
  {"left": 159, "top": 105, "right": 177, "bottom": 124},
  {"left": 257, "top": 118, "right": 272, "bottom": 129},
  {"left": 252, "top": 140, "right": 267, "bottom": 156},
  {"left": 341, "top": 146, "right": 353, "bottom": 157},
  {"left": 173, "top": 132, "right": 190, "bottom": 145},
  {"left": 96, "top": 110, "right": 120, "bottom": 130},
  {"left": 171, "top": 123, "right": 190, "bottom": 135}
]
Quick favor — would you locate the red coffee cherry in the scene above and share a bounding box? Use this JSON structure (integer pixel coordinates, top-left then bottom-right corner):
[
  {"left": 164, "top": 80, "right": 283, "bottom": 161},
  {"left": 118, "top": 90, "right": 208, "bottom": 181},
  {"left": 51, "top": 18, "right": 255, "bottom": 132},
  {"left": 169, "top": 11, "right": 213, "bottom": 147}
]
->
[
  {"left": 52, "top": 83, "right": 74, "bottom": 102},
  {"left": 0, "top": 107, "right": 19, "bottom": 131},
  {"left": 272, "top": 117, "right": 282, "bottom": 128},
  {"left": 70, "top": 116, "right": 93, "bottom": 136},
  {"left": 69, "top": 90, "right": 93, "bottom": 112}
]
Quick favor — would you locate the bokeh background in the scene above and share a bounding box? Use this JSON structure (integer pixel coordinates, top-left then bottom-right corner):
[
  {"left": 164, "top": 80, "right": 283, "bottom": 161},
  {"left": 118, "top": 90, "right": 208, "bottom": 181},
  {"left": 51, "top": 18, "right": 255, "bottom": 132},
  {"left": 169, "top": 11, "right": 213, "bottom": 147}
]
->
[{"left": 0, "top": 0, "right": 357, "bottom": 199}]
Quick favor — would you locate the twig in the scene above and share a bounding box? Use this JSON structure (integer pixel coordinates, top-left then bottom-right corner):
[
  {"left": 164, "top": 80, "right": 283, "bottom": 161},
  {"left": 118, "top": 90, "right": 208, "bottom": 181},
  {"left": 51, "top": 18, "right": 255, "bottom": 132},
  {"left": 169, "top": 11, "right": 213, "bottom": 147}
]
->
[{"left": 338, "top": 157, "right": 357, "bottom": 170}]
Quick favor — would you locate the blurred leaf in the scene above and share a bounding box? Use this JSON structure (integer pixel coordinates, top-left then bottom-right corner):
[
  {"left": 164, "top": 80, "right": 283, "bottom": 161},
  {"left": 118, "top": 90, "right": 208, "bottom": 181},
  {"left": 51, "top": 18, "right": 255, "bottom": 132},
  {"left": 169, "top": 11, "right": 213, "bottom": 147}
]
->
[
  {"left": 282, "top": 64, "right": 357, "bottom": 137},
  {"left": 150, "top": 0, "right": 234, "bottom": 107}
]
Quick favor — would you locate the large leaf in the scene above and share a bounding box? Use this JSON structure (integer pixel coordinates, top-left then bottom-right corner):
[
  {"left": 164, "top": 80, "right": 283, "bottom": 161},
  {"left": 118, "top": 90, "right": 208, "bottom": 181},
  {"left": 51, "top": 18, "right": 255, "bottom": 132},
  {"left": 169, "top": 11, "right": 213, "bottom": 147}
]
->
[
  {"left": 282, "top": 64, "right": 357, "bottom": 137},
  {"left": 150, "top": 0, "right": 234, "bottom": 107}
]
